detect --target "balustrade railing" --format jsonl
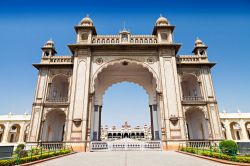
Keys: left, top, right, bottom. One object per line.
{"left": 177, "top": 55, "right": 208, "bottom": 63}
{"left": 92, "top": 35, "right": 120, "bottom": 44}
{"left": 90, "top": 138, "right": 162, "bottom": 151}
{"left": 49, "top": 56, "right": 73, "bottom": 63}
{"left": 182, "top": 96, "right": 204, "bottom": 101}
{"left": 130, "top": 35, "right": 157, "bottom": 44}
{"left": 47, "top": 97, "right": 68, "bottom": 103}
{"left": 91, "top": 35, "right": 158, "bottom": 44}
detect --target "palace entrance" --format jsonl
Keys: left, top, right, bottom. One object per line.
{"left": 28, "top": 15, "right": 223, "bottom": 152}
{"left": 89, "top": 61, "right": 162, "bottom": 151}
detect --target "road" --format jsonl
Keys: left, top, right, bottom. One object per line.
{"left": 36, "top": 151, "right": 228, "bottom": 166}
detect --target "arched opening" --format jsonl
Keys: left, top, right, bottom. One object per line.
{"left": 221, "top": 123, "right": 227, "bottom": 139}
{"left": 185, "top": 108, "right": 209, "bottom": 140}
{"left": 8, "top": 124, "right": 21, "bottom": 143}
{"left": 23, "top": 124, "right": 30, "bottom": 142}
{"left": 0, "top": 124, "right": 5, "bottom": 142}
{"left": 91, "top": 60, "right": 160, "bottom": 141}
{"left": 181, "top": 74, "right": 202, "bottom": 101}
{"left": 245, "top": 122, "right": 250, "bottom": 140}
{"left": 47, "top": 75, "right": 69, "bottom": 102}
{"left": 108, "top": 133, "right": 112, "bottom": 139}
{"left": 124, "top": 133, "right": 129, "bottom": 138}
{"left": 117, "top": 133, "right": 122, "bottom": 139}
{"left": 230, "top": 122, "right": 241, "bottom": 140}
{"left": 41, "top": 110, "right": 66, "bottom": 142}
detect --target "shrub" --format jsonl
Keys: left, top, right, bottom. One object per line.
{"left": 219, "top": 140, "right": 238, "bottom": 155}
{"left": 18, "top": 150, "right": 28, "bottom": 158}
{"left": 236, "top": 156, "right": 250, "bottom": 163}
{"left": 0, "top": 159, "right": 16, "bottom": 166}
{"left": 31, "top": 148, "right": 40, "bottom": 155}
{"left": 0, "top": 148, "right": 71, "bottom": 165}
{"left": 16, "top": 144, "right": 25, "bottom": 150}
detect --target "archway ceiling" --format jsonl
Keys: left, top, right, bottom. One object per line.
{"left": 95, "top": 62, "right": 155, "bottom": 96}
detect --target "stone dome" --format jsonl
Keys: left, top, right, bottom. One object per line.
{"left": 156, "top": 15, "right": 169, "bottom": 25}
{"left": 44, "top": 39, "right": 55, "bottom": 48}
{"left": 195, "top": 38, "right": 204, "bottom": 46}
{"left": 80, "top": 15, "right": 93, "bottom": 26}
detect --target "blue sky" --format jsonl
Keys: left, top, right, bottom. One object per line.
{"left": 0, "top": 0, "right": 250, "bottom": 126}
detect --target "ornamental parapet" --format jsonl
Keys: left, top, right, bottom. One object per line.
{"left": 91, "top": 35, "right": 158, "bottom": 44}
{"left": 41, "top": 55, "right": 73, "bottom": 64}
{"left": 176, "top": 55, "right": 215, "bottom": 67}
{"left": 176, "top": 55, "right": 208, "bottom": 63}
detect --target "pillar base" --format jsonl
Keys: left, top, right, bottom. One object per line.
{"left": 65, "top": 142, "right": 89, "bottom": 152}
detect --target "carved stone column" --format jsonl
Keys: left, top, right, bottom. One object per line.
{"left": 239, "top": 120, "right": 248, "bottom": 140}
{"left": 92, "top": 105, "right": 99, "bottom": 141}
{"left": 158, "top": 92, "right": 166, "bottom": 140}
{"left": 153, "top": 104, "right": 160, "bottom": 140}
{"left": 149, "top": 105, "right": 154, "bottom": 140}
{"left": 98, "top": 106, "right": 102, "bottom": 141}
{"left": 224, "top": 120, "right": 232, "bottom": 140}
{"left": 2, "top": 122, "right": 10, "bottom": 143}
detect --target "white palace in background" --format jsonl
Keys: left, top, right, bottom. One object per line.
{"left": 1, "top": 15, "right": 250, "bottom": 151}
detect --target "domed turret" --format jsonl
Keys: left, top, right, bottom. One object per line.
{"left": 195, "top": 38, "right": 205, "bottom": 47}
{"left": 153, "top": 14, "right": 174, "bottom": 44}
{"left": 155, "top": 15, "right": 169, "bottom": 26}
{"left": 193, "top": 37, "right": 208, "bottom": 56}
{"left": 42, "top": 39, "right": 57, "bottom": 56}
{"left": 74, "top": 15, "right": 96, "bottom": 44}
{"left": 43, "top": 39, "right": 55, "bottom": 48}
{"left": 80, "top": 15, "right": 94, "bottom": 26}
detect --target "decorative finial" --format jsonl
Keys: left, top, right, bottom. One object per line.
{"left": 123, "top": 21, "right": 126, "bottom": 31}
{"left": 160, "top": 14, "right": 162, "bottom": 17}
{"left": 86, "top": 14, "right": 89, "bottom": 17}
{"left": 237, "top": 105, "right": 241, "bottom": 113}
{"left": 222, "top": 104, "right": 226, "bottom": 113}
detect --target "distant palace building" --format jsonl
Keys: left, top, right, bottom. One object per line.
{"left": 101, "top": 122, "right": 152, "bottom": 140}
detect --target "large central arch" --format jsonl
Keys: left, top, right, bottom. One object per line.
{"left": 90, "top": 59, "right": 162, "bottom": 141}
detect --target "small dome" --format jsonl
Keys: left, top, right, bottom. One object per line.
{"left": 80, "top": 15, "right": 93, "bottom": 26}
{"left": 195, "top": 38, "right": 204, "bottom": 46}
{"left": 44, "top": 39, "right": 55, "bottom": 48}
{"left": 156, "top": 15, "right": 169, "bottom": 25}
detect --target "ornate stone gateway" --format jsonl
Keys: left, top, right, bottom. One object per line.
{"left": 28, "top": 15, "right": 223, "bottom": 151}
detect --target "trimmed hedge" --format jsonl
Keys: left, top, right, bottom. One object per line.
{"left": 181, "top": 147, "right": 250, "bottom": 163}
{"left": 0, "top": 160, "right": 15, "bottom": 166}
{"left": 0, "top": 149, "right": 71, "bottom": 166}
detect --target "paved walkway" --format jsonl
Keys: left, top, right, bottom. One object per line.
{"left": 36, "top": 151, "right": 228, "bottom": 166}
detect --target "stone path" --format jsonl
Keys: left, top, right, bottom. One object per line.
{"left": 35, "top": 151, "right": 229, "bottom": 166}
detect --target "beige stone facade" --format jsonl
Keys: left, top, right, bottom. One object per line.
{"left": 24, "top": 15, "right": 224, "bottom": 151}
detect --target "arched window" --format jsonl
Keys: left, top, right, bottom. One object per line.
{"left": 181, "top": 74, "right": 202, "bottom": 101}
{"left": 41, "top": 110, "right": 66, "bottom": 142}
{"left": 245, "top": 122, "right": 250, "bottom": 139}
{"left": 185, "top": 108, "right": 209, "bottom": 140}
{"left": 8, "top": 124, "right": 21, "bottom": 143}
{"left": 48, "top": 75, "right": 69, "bottom": 102}
{"left": 230, "top": 122, "right": 241, "bottom": 140}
